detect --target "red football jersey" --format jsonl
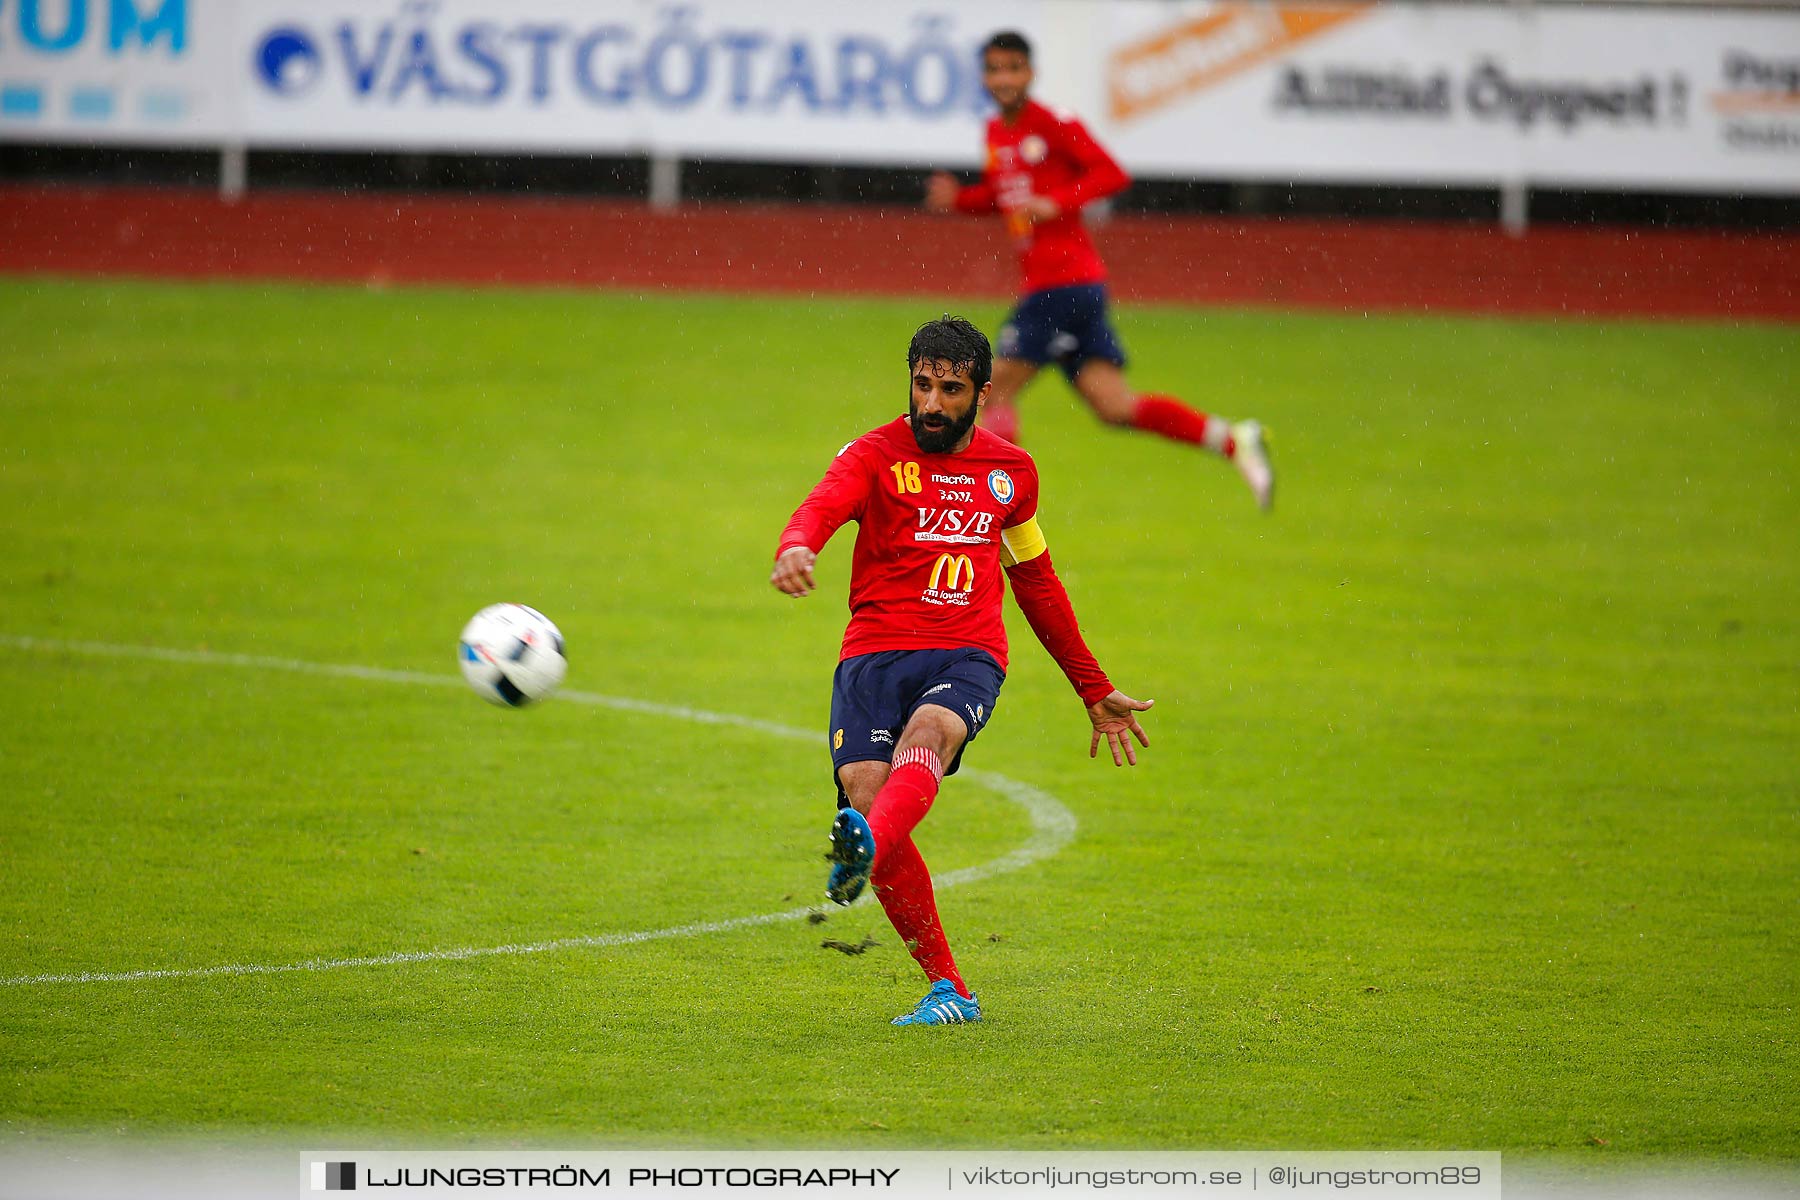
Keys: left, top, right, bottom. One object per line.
{"left": 778, "top": 418, "right": 1038, "bottom": 671}
{"left": 955, "top": 98, "right": 1132, "bottom": 294}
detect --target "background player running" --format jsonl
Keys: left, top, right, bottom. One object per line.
{"left": 771, "top": 316, "right": 1153, "bottom": 1028}
{"left": 926, "top": 30, "right": 1275, "bottom": 511}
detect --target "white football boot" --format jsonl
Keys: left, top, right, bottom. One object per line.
{"left": 1231, "top": 420, "right": 1275, "bottom": 512}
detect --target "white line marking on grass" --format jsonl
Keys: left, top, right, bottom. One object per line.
{"left": 0, "top": 635, "right": 1077, "bottom": 988}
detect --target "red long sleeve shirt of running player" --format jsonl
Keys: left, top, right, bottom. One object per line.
{"left": 953, "top": 98, "right": 1131, "bottom": 294}
{"left": 777, "top": 417, "right": 1113, "bottom": 706}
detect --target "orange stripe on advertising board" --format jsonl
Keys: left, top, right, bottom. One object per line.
{"left": 1109, "top": 2, "right": 1375, "bottom": 124}
{"left": 1710, "top": 91, "right": 1800, "bottom": 115}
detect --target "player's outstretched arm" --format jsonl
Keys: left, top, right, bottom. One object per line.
{"left": 1087, "top": 690, "right": 1154, "bottom": 767}
{"left": 774, "top": 438, "right": 875, "bottom": 597}
{"left": 770, "top": 545, "right": 818, "bottom": 598}
{"left": 927, "top": 170, "right": 997, "bottom": 216}
{"left": 925, "top": 172, "right": 961, "bottom": 213}
{"left": 1005, "top": 538, "right": 1153, "bottom": 765}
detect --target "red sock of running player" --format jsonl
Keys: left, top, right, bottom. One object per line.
{"left": 866, "top": 746, "right": 943, "bottom": 853}
{"left": 872, "top": 833, "right": 969, "bottom": 998}
{"left": 982, "top": 401, "right": 1021, "bottom": 445}
{"left": 1132, "top": 394, "right": 1236, "bottom": 456}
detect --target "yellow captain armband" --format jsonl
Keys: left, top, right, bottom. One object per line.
{"left": 1000, "top": 517, "right": 1048, "bottom": 567}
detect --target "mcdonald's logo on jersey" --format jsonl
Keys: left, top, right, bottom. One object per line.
{"left": 927, "top": 553, "right": 976, "bottom": 592}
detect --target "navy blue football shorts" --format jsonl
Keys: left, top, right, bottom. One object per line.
{"left": 828, "top": 647, "right": 1005, "bottom": 806}
{"left": 996, "top": 283, "right": 1128, "bottom": 383}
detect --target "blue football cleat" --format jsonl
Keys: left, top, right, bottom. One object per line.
{"left": 825, "top": 806, "right": 875, "bottom": 906}
{"left": 892, "top": 979, "right": 982, "bottom": 1026}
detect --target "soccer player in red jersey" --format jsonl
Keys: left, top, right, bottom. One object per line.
{"left": 926, "top": 30, "right": 1275, "bottom": 510}
{"left": 771, "top": 316, "right": 1154, "bottom": 1027}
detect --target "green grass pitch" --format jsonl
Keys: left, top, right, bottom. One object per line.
{"left": 0, "top": 277, "right": 1795, "bottom": 1156}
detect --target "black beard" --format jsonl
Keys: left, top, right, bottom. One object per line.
{"left": 909, "top": 400, "right": 979, "bottom": 454}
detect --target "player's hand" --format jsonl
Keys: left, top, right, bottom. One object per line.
{"left": 770, "top": 546, "right": 818, "bottom": 598}
{"left": 1023, "top": 194, "right": 1062, "bottom": 223}
{"left": 1086, "top": 690, "right": 1154, "bottom": 766}
{"left": 925, "top": 172, "right": 960, "bottom": 213}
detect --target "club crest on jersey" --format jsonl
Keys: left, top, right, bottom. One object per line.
{"left": 987, "top": 469, "right": 1016, "bottom": 504}
{"left": 1020, "top": 135, "right": 1048, "bottom": 165}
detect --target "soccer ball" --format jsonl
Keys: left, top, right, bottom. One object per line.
{"left": 458, "top": 604, "right": 567, "bottom": 707}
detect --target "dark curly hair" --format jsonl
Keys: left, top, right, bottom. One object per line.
{"left": 907, "top": 315, "right": 992, "bottom": 391}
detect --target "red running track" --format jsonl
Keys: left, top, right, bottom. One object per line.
{"left": 1, "top": 183, "right": 1794, "bottom": 321}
